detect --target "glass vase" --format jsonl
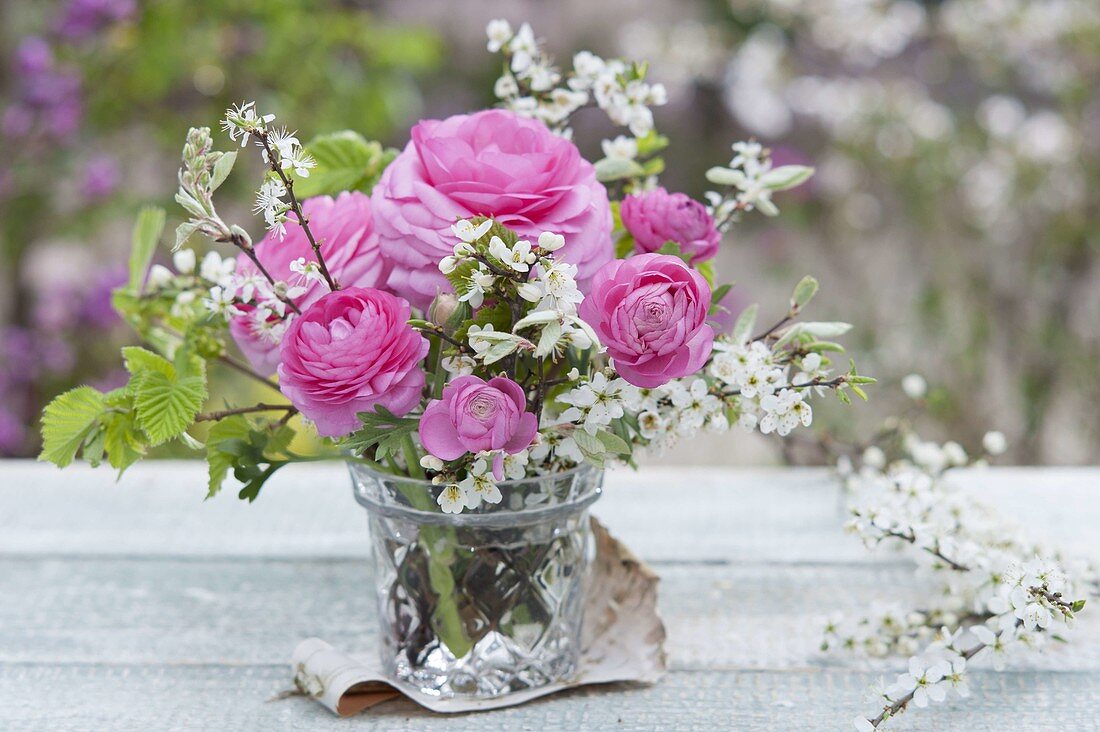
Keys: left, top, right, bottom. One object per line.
{"left": 348, "top": 462, "right": 603, "bottom": 700}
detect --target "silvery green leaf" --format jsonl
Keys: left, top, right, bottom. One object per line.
{"left": 705, "top": 166, "right": 743, "bottom": 187}
{"left": 596, "top": 430, "right": 631, "bottom": 456}
{"left": 760, "top": 165, "right": 814, "bottom": 191}
{"left": 755, "top": 195, "right": 779, "bottom": 217}
{"left": 571, "top": 429, "right": 605, "bottom": 458}
{"left": 174, "top": 221, "right": 200, "bottom": 252}
{"left": 732, "top": 303, "right": 758, "bottom": 345}
{"left": 790, "top": 275, "right": 819, "bottom": 310}
{"left": 174, "top": 190, "right": 209, "bottom": 219}
{"left": 514, "top": 310, "right": 560, "bottom": 331}
{"left": 799, "top": 321, "right": 852, "bottom": 338}
{"left": 536, "top": 320, "right": 563, "bottom": 358}
{"left": 594, "top": 157, "right": 646, "bottom": 182}
{"left": 209, "top": 150, "right": 237, "bottom": 192}
{"left": 482, "top": 340, "right": 520, "bottom": 365}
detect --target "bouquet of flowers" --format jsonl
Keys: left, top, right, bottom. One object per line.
{"left": 38, "top": 19, "right": 872, "bottom": 699}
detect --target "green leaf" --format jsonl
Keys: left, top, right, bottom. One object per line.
{"left": 342, "top": 406, "right": 421, "bottom": 461}
{"left": 131, "top": 361, "right": 207, "bottom": 446}
{"left": 761, "top": 165, "right": 814, "bottom": 191}
{"left": 696, "top": 259, "right": 715, "bottom": 287}
{"left": 101, "top": 409, "right": 146, "bottom": 476}
{"left": 128, "top": 207, "right": 166, "bottom": 291}
{"left": 39, "top": 386, "right": 107, "bottom": 468}
{"left": 295, "top": 131, "right": 395, "bottom": 197}
{"left": 122, "top": 346, "right": 175, "bottom": 379}
{"left": 790, "top": 275, "right": 819, "bottom": 310}
{"left": 654, "top": 240, "right": 692, "bottom": 265}
{"left": 596, "top": 430, "right": 631, "bottom": 456}
{"left": 571, "top": 429, "right": 605, "bottom": 460}
{"left": 635, "top": 131, "right": 669, "bottom": 156}
{"left": 594, "top": 157, "right": 646, "bottom": 182}
{"left": 443, "top": 259, "right": 478, "bottom": 299}
{"left": 209, "top": 151, "right": 237, "bottom": 192}
{"left": 732, "top": 304, "right": 758, "bottom": 344}
{"left": 1072, "top": 599, "right": 1087, "bottom": 613}
{"left": 205, "top": 415, "right": 252, "bottom": 498}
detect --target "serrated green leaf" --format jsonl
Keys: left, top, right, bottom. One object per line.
{"left": 83, "top": 427, "right": 106, "bottom": 467}
{"left": 39, "top": 386, "right": 107, "bottom": 468}
{"left": 295, "top": 131, "right": 395, "bottom": 197}
{"left": 101, "top": 409, "right": 146, "bottom": 476}
{"left": 129, "top": 207, "right": 166, "bottom": 291}
{"left": 132, "top": 368, "right": 207, "bottom": 446}
{"left": 122, "top": 346, "right": 175, "bottom": 379}
{"left": 341, "top": 406, "right": 420, "bottom": 462}
{"left": 732, "top": 304, "right": 758, "bottom": 344}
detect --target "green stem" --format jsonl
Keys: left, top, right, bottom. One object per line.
{"left": 402, "top": 435, "right": 426, "bottom": 480}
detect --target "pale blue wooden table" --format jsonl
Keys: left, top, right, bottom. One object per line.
{"left": 1, "top": 462, "right": 1097, "bottom": 730}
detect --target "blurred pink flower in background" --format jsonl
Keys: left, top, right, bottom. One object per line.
{"left": 371, "top": 109, "right": 613, "bottom": 309}
{"left": 230, "top": 191, "right": 391, "bottom": 374}
{"left": 277, "top": 287, "right": 428, "bottom": 438}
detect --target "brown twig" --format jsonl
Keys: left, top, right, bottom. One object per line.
{"left": 196, "top": 403, "right": 295, "bottom": 422}
{"left": 253, "top": 131, "right": 339, "bottom": 291}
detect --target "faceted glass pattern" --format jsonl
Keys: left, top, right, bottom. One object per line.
{"left": 349, "top": 463, "right": 603, "bottom": 699}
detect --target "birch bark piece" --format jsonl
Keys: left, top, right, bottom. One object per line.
{"left": 289, "top": 517, "right": 668, "bottom": 715}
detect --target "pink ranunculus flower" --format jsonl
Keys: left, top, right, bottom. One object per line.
{"left": 277, "top": 287, "right": 428, "bottom": 438}
{"left": 419, "top": 375, "right": 537, "bottom": 477}
{"left": 579, "top": 253, "right": 714, "bottom": 388}
{"left": 620, "top": 187, "right": 722, "bottom": 263}
{"left": 230, "top": 191, "right": 391, "bottom": 375}
{"left": 371, "top": 109, "right": 613, "bottom": 309}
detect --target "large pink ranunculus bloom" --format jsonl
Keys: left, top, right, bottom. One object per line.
{"left": 579, "top": 253, "right": 714, "bottom": 388}
{"left": 371, "top": 109, "right": 613, "bottom": 309}
{"left": 277, "top": 287, "right": 428, "bottom": 438}
{"left": 620, "top": 187, "right": 721, "bottom": 263}
{"left": 419, "top": 375, "right": 537, "bottom": 474}
{"left": 230, "top": 191, "right": 390, "bottom": 375}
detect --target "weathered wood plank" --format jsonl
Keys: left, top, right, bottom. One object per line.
{"left": 2, "top": 462, "right": 1097, "bottom": 562}
{"left": 2, "top": 557, "right": 1098, "bottom": 672}
{"left": 2, "top": 663, "right": 1099, "bottom": 732}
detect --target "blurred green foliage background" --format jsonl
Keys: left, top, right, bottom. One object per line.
{"left": 2, "top": 0, "right": 1097, "bottom": 463}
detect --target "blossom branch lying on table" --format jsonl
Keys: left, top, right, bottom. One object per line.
{"left": 821, "top": 410, "right": 1095, "bottom": 730}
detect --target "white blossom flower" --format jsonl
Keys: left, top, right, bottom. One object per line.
{"left": 902, "top": 373, "right": 928, "bottom": 399}
{"left": 441, "top": 354, "right": 476, "bottom": 376}
{"left": 461, "top": 469, "right": 503, "bottom": 509}
{"left": 533, "top": 260, "right": 583, "bottom": 313}
{"left": 537, "top": 231, "right": 566, "bottom": 251}
{"left": 758, "top": 388, "right": 812, "bottom": 436}
{"left": 147, "top": 264, "right": 174, "bottom": 289}
{"left": 199, "top": 251, "right": 236, "bottom": 286}
{"left": 982, "top": 430, "right": 1007, "bottom": 455}
{"left": 503, "top": 449, "right": 529, "bottom": 480}
{"left": 508, "top": 23, "right": 538, "bottom": 74}
{"left": 451, "top": 218, "right": 493, "bottom": 244}
{"left": 488, "top": 236, "right": 534, "bottom": 272}
{"left": 601, "top": 135, "right": 638, "bottom": 161}
{"left": 486, "top": 19, "right": 512, "bottom": 53}
{"left": 437, "top": 483, "right": 467, "bottom": 514}
{"left": 558, "top": 372, "right": 627, "bottom": 434}
{"left": 173, "top": 248, "right": 196, "bottom": 274}
{"left": 420, "top": 455, "right": 444, "bottom": 472}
